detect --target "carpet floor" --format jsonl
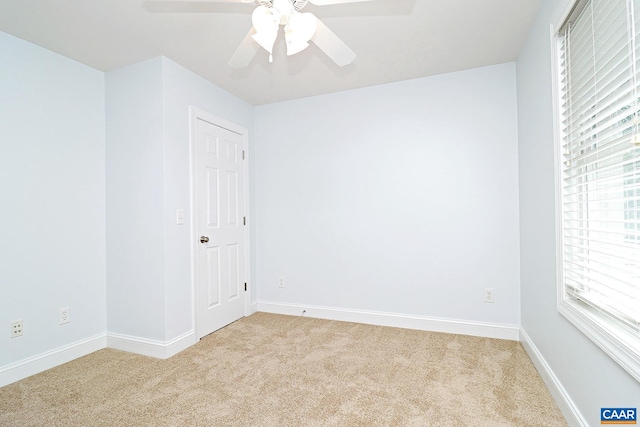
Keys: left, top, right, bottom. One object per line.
{"left": 0, "top": 312, "right": 567, "bottom": 426}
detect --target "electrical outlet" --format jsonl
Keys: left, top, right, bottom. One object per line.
{"left": 278, "top": 276, "right": 285, "bottom": 288}
{"left": 484, "top": 288, "right": 495, "bottom": 303}
{"left": 10, "top": 320, "right": 23, "bottom": 338}
{"left": 59, "top": 307, "right": 70, "bottom": 324}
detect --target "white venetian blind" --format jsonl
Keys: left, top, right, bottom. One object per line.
{"left": 560, "top": 0, "right": 640, "bottom": 333}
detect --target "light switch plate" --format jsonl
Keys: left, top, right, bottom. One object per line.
{"left": 176, "top": 209, "right": 185, "bottom": 225}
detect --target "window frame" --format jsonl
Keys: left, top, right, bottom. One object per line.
{"left": 551, "top": 0, "right": 640, "bottom": 383}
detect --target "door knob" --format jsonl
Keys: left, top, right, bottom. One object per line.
{"left": 200, "top": 236, "right": 209, "bottom": 243}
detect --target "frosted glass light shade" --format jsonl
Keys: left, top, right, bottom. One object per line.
{"left": 251, "top": 6, "right": 280, "bottom": 54}
{"left": 285, "top": 12, "right": 317, "bottom": 56}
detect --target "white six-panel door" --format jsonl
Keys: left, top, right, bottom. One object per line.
{"left": 195, "top": 116, "right": 245, "bottom": 338}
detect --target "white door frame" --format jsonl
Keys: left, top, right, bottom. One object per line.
{"left": 189, "top": 106, "right": 251, "bottom": 339}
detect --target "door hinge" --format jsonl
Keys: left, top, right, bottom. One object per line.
{"left": 244, "top": 283, "right": 247, "bottom": 292}
{"left": 243, "top": 216, "right": 246, "bottom": 225}
{"left": 242, "top": 150, "right": 245, "bottom": 160}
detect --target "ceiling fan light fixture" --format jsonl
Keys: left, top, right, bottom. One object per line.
{"left": 224, "top": 0, "right": 361, "bottom": 67}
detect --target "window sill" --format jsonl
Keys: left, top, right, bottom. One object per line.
{"left": 558, "top": 297, "right": 640, "bottom": 383}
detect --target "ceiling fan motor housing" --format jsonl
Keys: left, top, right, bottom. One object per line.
{"left": 257, "top": 0, "right": 309, "bottom": 12}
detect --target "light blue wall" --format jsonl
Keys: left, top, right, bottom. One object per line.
{"left": 0, "top": 31, "right": 106, "bottom": 365}
{"left": 516, "top": 0, "right": 640, "bottom": 424}
{"left": 254, "top": 63, "right": 521, "bottom": 327}
{"left": 105, "top": 58, "right": 167, "bottom": 340}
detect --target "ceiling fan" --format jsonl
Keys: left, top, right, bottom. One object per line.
{"left": 176, "top": 0, "right": 375, "bottom": 68}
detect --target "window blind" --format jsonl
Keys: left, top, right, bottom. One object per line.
{"left": 560, "top": 0, "right": 640, "bottom": 335}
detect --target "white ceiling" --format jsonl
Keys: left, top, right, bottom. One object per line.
{"left": 0, "top": 0, "right": 542, "bottom": 105}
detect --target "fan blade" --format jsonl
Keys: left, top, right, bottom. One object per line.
{"left": 229, "top": 28, "right": 260, "bottom": 68}
{"left": 311, "top": 17, "right": 356, "bottom": 66}
{"left": 142, "top": 0, "right": 254, "bottom": 13}
{"left": 309, "top": 0, "right": 374, "bottom": 5}
{"left": 166, "top": 0, "right": 254, "bottom": 2}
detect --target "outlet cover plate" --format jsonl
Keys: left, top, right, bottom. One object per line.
{"left": 10, "top": 320, "right": 23, "bottom": 338}
{"left": 484, "top": 288, "right": 495, "bottom": 303}
{"left": 59, "top": 307, "right": 70, "bottom": 324}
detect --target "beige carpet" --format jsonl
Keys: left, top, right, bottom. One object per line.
{"left": 0, "top": 312, "right": 566, "bottom": 426}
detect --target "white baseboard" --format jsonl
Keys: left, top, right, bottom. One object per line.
{"left": 0, "top": 330, "right": 199, "bottom": 387}
{"left": 520, "top": 328, "right": 587, "bottom": 427}
{"left": 256, "top": 301, "right": 520, "bottom": 341}
{"left": 106, "top": 330, "right": 197, "bottom": 359}
{"left": 0, "top": 334, "right": 106, "bottom": 388}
